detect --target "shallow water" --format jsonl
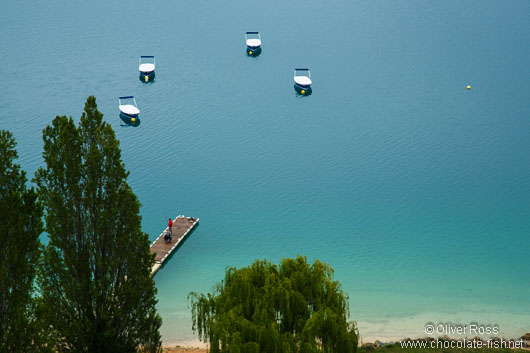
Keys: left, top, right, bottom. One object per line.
{"left": 1, "top": 0, "right": 529, "bottom": 343}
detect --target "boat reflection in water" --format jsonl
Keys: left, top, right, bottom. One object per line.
{"left": 119, "top": 112, "right": 141, "bottom": 127}
{"left": 139, "top": 71, "right": 155, "bottom": 83}
{"left": 294, "top": 84, "right": 312, "bottom": 96}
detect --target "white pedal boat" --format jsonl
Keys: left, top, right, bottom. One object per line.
{"left": 245, "top": 32, "right": 262, "bottom": 55}
{"left": 294, "top": 68, "right": 312, "bottom": 88}
{"left": 118, "top": 96, "right": 140, "bottom": 117}
{"left": 139, "top": 56, "right": 156, "bottom": 74}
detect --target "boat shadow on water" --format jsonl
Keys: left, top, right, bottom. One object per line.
{"left": 294, "top": 84, "right": 312, "bottom": 96}
{"left": 246, "top": 47, "right": 262, "bottom": 57}
{"left": 139, "top": 71, "right": 155, "bottom": 83}
{"left": 119, "top": 113, "right": 141, "bottom": 127}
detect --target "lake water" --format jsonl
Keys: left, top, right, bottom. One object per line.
{"left": 1, "top": 0, "right": 529, "bottom": 345}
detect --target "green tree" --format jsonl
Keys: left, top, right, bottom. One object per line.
{"left": 35, "top": 96, "right": 161, "bottom": 353}
{"left": 189, "top": 256, "right": 358, "bottom": 353}
{"left": 0, "top": 130, "right": 44, "bottom": 353}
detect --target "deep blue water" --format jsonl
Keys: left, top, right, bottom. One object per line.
{"left": 1, "top": 0, "right": 529, "bottom": 344}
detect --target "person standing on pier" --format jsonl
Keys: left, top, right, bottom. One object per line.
{"left": 167, "top": 218, "right": 173, "bottom": 242}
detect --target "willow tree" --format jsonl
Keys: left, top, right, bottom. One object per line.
{"left": 35, "top": 96, "right": 161, "bottom": 353}
{"left": 0, "top": 130, "right": 44, "bottom": 353}
{"left": 189, "top": 256, "right": 358, "bottom": 353}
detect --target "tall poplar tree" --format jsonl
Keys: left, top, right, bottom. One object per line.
{"left": 35, "top": 96, "right": 161, "bottom": 353}
{"left": 189, "top": 256, "right": 358, "bottom": 353}
{"left": 0, "top": 130, "right": 44, "bottom": 353}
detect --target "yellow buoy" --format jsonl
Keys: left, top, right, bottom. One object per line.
{"left": 301, "top": 90, "right": 305, "bottom": 94}
{"left": 467, "top": 85, "right": 471, "bottom": 90}
{"left": 249, "top": 51, "right": 252, "bottom": 55}
{"left": 131, "top": 118, "right": 136, "bottom": 123}
{"left": 145, "top": 75, "right": 149, "bottom": 82}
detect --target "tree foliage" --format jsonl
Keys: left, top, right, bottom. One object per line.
{"left": 189, "top": 256, "right": 358, "bottom": 353}
{"left": 0, "top": 130, "right": 44, "bottom": 353}
{"left": 35, "top": 96, "right": 161, "bottom": 353}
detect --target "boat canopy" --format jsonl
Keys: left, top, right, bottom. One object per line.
{"left": 294, "top": 68, "right": 312, "bottom": 85}
{"left": 139, "top": 56, "right": 156, "bottom": 73}
{"left": 118, "top": 96, "right": 140, "bottom": 115}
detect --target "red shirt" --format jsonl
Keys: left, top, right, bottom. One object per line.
{"left": 168, "top": 219, "right": 173, "bottom": 228}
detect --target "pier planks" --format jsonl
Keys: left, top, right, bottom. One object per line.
{"left": 150, "top": 215, "right": 199, "bottom": 276}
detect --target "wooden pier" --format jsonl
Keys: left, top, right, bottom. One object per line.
{"left": 150, "top": 215, "right": 199, "bottom": 276}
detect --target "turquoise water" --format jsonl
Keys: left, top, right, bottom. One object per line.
{"left": 1, "top": 0, "right": 529, "bottom": 344}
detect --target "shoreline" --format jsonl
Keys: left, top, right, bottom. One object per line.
{"left": 162, "top": 334, "right": 530, "bottom": 352}
{"left": 163, "top": 348, "right": 207, "bottom": 353}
